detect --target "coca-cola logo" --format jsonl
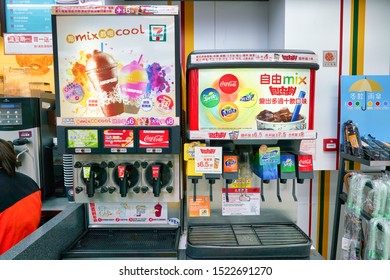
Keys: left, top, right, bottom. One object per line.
{"left": 143, "top": 135, "right": 164, "bottom": 143}
{"left": 299, "top": 159, "right": 312, "bottom": 166}
{"left": 139, "top": 130, "right": 169, "bottom": 148}
{"left": 298, "top": 156, "right": 313, "bottom": 172}
{"left": 219, "top": 74, "right": 239, "bottom": 94}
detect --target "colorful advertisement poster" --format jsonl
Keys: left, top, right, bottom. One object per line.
{"left": 54, "top": 14, "right": 177, "bottom": 126}
{"left": 103, "top": 129, "right": 134, "bottom": 148}
{"left": 67, "top": 129, "right": 99, "bottom": 148}
{"left": 340, "top": 75, "right": 390, "bottom": 143}
{"left": 222, "top": 188, "right": 260, "bottom": 216}
{"left": 198, "top": 68, "right": 312, "bottom": 130}
{"left": 88, "top": 202, "right": 168, "bottom": 225}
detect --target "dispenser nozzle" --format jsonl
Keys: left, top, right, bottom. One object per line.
{"left": 118, "top": 165, "right": 128, "bottom": 197}
{"left": 152, "top": 164, "right": 162, "bottom": 197}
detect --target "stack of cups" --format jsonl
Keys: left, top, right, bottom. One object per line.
{"left": 63, "top": 154, "right": 74, "bottom": 202}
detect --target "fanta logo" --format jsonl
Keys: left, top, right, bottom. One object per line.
{"left": 200, "top": 148, "right": 216, "bottom": 154}
{"left": 219, "top": 103, "right": 239, "bottom": 122}
{"left": 219, "top": 74, "right": 239, "bottom": 94}
{"left": 221, "top": 107, "right": 237, "bottom": 117}
{"left": 225, "top": 159, "right": 237, "bottom": 167}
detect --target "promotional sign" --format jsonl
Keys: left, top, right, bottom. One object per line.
{"left": 139, "top": 129, "right": 169, "bottom": 148}
{"left": 194, "top": 146, "right": 223, "bottom": 174}
{"left": 222, "top": 188, "right": 260, "bottom": 216}
{"left": 88, "top": 202, "right": 168, "bottom": 225}
{"left": 188, "top": 196, "right": 210, "bottom": 217}
{"left": 103, "top": 129, "right": 134, "bottom": 148}
{"left": 340, "top": 75, "right": 390, "bottom": 143}
{"left": 3, "top": 33, "right": 53, "bottom": 55}
{"left": 198, "top": 68, "right": 312, "bottom": 131}
{"left": 54, "top": 9, "right": 178, "bottom": 126}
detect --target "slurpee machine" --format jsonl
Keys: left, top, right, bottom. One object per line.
{"left": 52, "top": 5, "right": 182, "bottom": 259}
{"left": 185, "top": 50, "right": 319, "bottom": 259}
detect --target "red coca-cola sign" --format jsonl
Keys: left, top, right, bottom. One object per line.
{"left": 298, "top": 155, "right": 313, "bottom": 172}
{"left": 219, "top": 74, "right": 239, "bottom": 94}
{"left": 139, "top": 130, "right": 169, "bottom": 148}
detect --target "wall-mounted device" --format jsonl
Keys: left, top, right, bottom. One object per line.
{"left": 0, "top": 97, "right": 56, "bottom": 199}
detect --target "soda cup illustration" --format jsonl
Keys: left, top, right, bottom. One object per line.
{"left": 214, "top": 158, "right": 220, "bottom": 169}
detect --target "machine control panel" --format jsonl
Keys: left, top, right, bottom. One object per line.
{"left": 0, "top": 102, "right": 23, "bottom": 125}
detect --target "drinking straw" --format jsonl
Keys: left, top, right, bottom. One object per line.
{"left": 291, "top": 90, "right": 306, "bottom": 122}
{"left": 138, "top": 54, "right": 143, "bottom": 65}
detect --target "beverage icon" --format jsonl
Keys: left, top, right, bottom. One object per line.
{"left": 119, "top": 59, "right": 148, "bottom": 114}
{"left": 213, "top": 158, "right": 220, "bottom": 169}
{"left": 86, "top": 50, "right": 124, "bottom": 117}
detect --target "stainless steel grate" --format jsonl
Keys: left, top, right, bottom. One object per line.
{"left": 187, "top": 223, "right": 312, "bottom": 259}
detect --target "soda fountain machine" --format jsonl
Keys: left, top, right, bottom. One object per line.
{"left": 50, "top": 5, "right": 183, "bottom": 259}
{"left": 185, "top": 50, "right": 318, "bottom": 259}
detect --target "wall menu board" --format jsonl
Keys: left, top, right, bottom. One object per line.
{"left": 4, "top": 0, "right": 56, "bottom": 33}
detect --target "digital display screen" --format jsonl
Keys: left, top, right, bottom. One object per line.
{"left": 5, "top": 1, "right": 55, "bottom": 33}
{"left": 0, "top": 103, "right": 23, "bottom": 125}
{"left": 139, "top": 129, "right": 169, "bottom": 148}
{"left": 103, "top": 129, "right": 134, "bottom": 148}
{"left": 67, "top": 129, "right": 99, "bottom": 148}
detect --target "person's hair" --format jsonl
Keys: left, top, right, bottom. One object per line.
{"left": 0, "top": 139, "right": 17, "bottom": 176}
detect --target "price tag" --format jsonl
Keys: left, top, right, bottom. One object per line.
{"left": 194, "top": 146, "right": 222, "bottom": 174}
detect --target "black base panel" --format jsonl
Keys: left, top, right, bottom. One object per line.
{"left": 61, "top": 227, "right": 180, "bottom": 259}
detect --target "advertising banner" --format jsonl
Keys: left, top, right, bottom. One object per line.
{"left": 88, "top": 202, "right": 168, "bottom": 225}
{"left": 54, "top": 12, "right": 177, "bottom": 126}
{"left": 197, "top": 68, "right": 312, "bottom": 131}
{"left": 340, "top": 75, "right": 390, "bottom": 143}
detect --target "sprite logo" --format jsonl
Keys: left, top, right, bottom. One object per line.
{"left": 200, "top": 88, "right": 220, "bottom": 108}
{"left": 149, "top": 25, "right": 166, "bottom": 42}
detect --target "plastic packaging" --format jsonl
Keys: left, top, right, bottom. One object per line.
{"left": 365, "top": 218, "right": 390, "bottom": 260}
{"left": 342, "top": 173, "right": 374, "bottom": 259}
{"left": 342, "top": 120, "right": 364, "bottom": 157}
{"left": 363, "top": 179, "right": 388, "bottom": 218}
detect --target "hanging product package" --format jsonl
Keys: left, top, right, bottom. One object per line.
{"left": 342, "top": 120, "right": 364, "bottom": 158}
{"left": 365, "top": 218, "right": 390, "bottom": 260}
{"left": 341, "top": 173, "right": 371, "bottom": 260}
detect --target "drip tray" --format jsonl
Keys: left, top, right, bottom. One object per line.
{"left": 61, "top": 227, "right": 180, "bottom": 259}
{"left": 187, "top": 223, "right": 312, "bottom": 259}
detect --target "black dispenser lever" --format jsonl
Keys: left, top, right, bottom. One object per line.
{"left": 204, "top": 174, "right": 220, "bottom": 202}
{"left": 118, "top": 165, "right": 128, "bottom": 197}
{"left": 86, "top": 168, "right": 95, "bottom": 198}
{"left": 152, "top": 164, "right": 162, "bottom": 197}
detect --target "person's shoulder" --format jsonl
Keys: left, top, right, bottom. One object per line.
{"left": 15, "top": 172, "right": 39, "bottom": 186}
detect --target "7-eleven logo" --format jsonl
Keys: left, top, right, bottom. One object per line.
{"left": 149, "top": 25, "right": 167, "bottom": 42}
